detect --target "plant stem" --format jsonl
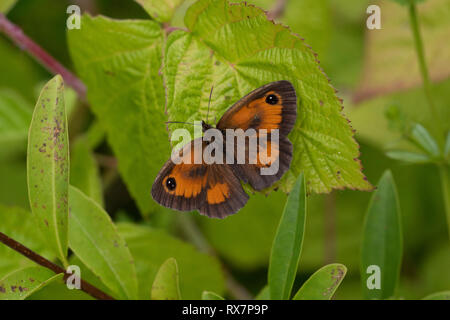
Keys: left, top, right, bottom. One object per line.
{"left": 0, "top": 13, "right": 86, "bottom": 100}
{"left": 407, "top": 3, "right": 443, "bottom": 144}
{"left": 267, "top": 0, "right": 288, "bottom": 20}
{"left": 324, "top": 192, "right": 336, "bottom": 264}
{"left": 439, "top": 165, "right": 450, "bottom": 239}
{"left": 0, "top": 231, "right": 114, "bottom": 300}
{"left": 409, "top": 3, "right": 449, "bottom": 238}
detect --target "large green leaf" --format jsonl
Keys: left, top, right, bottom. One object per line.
{"left": 0, "top": 205, "right": 55, "bottom": 278}
{"left": 0, "top": 90, "right": 32, "bottom": 149}
{"left": 268, "top": 173, "right": 306, "bottom": 300}
{"left": 151, "top": 258, "right": 181, "bottom": 300}
{"left": 67, "top": 15, "right": 169, "bottom": 215}
{"left": 135, "top": 0, "right": 185, "bottom": 22}
{"left": 68, "top": 186, "right": 138, "bottom": 300}
{"left": 27, "top": 75, "right": 69, "bottom": 265}
{"left": 293, "top": 263, "right": 347, "bottom": 300}
{"left": 117, "top": 223, "right": 225, "bottom": 299}
{"left": 0, "top": 0, "right": 17, "bottom": 13}
{"left": 361, "top": 170, "right": 402, "bottom": 299}
{"left": 70, "top": 138, "right": 104, "bottom": 207}
{"left": 0, "top": 267, "right": 63, "bottom": 300}
{"left": 164, "top": 0, "right": 372, "bottom": 194}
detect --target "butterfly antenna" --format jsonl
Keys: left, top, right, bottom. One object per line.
{"left": 206, "top": 85, "right": 214, "bottom": 124}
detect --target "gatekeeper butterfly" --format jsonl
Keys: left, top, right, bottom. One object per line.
{"left": 152, "top": 81, "right": 297, "bottom": 218}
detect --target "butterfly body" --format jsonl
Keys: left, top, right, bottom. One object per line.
{"left": 152, "top": 81, "right": 297, "bottom": 218}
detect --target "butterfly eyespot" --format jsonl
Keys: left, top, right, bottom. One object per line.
{"left": 265, "top": 94, "right": 279, "bottom": 105}
{"left": 166, "top": 177, "right": 176, "bottom": 191}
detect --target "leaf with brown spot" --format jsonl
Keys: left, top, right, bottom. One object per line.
{"left": 27, "top": 75, "right": 69, "bottom": 266}
{"left": 293, "top": 263, "right": 347, "bottom": 300}
{"left": 0, "top": 266, "right": 63, "bottom": 300}
{"left": 151, "top": 258, "right": 181, "bottom": 300}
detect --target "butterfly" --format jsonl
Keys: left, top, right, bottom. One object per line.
{"left": 151, "top": 80, "right": 297, "bottom": 218}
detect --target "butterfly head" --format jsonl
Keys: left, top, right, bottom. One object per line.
{"left": 201, "top": 120, "right": 213, "bottom": 132}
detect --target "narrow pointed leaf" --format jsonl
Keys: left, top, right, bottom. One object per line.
{"left": 361, "top": 170, "right": 402, "bottom": 300}
{"left": 27, "top": 75, "right": 69, "bottom": 265}
{"left": 151, "top": 258, "right": 181, "bottom": 300}
{"left": 386, "top": 150, "right": 431, "bottom": 164}
{"left": 269, "top": 173, "right": 306, "bottom": 300}
{"left": 202, "top": 291, "right": 225, "bottom": 300}
{"left": 444, "top": 131, "right": 450, "bottom": 157}
{"left": 0, "top": 267, "right": 63, "bottom": 300}
{"left": 422, "top": 291, "right": 450, "bottom": 300}
{"left": 293, "top": 264, "right": 347, "bottom": 300}
{"left": 410, "top": 124, "right": 440, "bottom": 157}
{"left": 255, "top": 285, "right": 270, "bottom": 300}
{"left": 68, "top": 186, "right": 138, "bottom": 300}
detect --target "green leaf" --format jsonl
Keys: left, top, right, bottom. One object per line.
{"left": 164, "top": 0, "right": 372, "bottom": 194}
{"left": 117, "top": 222, "right": 225, "bottom": 299}
{"left": 27, "top": 75, "right": 69, "bottom": 266}
{"left": 0, "top": 267, "right": 63, "bottom": 300}
{"left": 70, "top": 138, "right": 104, "bottom": 207}
{"left": 68, "top": 15, "right": 170, "bottom": 216}
{"left": 293, "top": 263, "right": 347, "bottom": 300}
{"left": 0, "top": 0, "right": 18, "bottom": 13}
{"left": 27, "top": 279, "right": 94, "bottom": 300}
{"left": 422, "top": 291, "right": 450, "bottom": 300}
{"left": 135, "top": 0, "right": 185, "bottom": 22}
{"left": 255, "top": 285, "right": 269, "bottom": 300}
{"left": 0, "top": 89, "right": 32, "bottom": 149}
{"left": 68, "top": 186, "right": 138, "bottom": 300}
{"left": 445, "top": 131, "right": 450, "bottom": 157}
{"left": 410, "top": 124, "right": 440, "bottom": 157}
{"left": 361, "top": 170, "right": 402, "bottom": 300}
{"left": 385, "top": 150, "right": 431, "bottom": 164}
{"left": 268, "top": 173, "right": 306, "bottom": 300}
{"left": 151, "top": 258, "right": 181, "bottom": 300}
{"left": 202, "top": 291, "right": 225, "bottom": 300}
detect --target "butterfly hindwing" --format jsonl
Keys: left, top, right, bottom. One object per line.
{"left": 151, "top": 138, "right": 249, "bottom": 218}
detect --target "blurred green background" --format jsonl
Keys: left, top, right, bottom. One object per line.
{"left": 0, "top": 0, "right": 449, "bottom": 299}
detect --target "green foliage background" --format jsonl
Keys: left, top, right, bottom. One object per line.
{"left": 0, "top": 0, "right": 449, "bottom": 299}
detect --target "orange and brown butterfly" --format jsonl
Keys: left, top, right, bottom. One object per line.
{"left": 151, "top": 80, "right": 297, "bottom": 218}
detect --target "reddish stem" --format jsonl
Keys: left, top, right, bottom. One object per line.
{"left": 0, "top": 231, "right": 114, "bottom": 300}
{"left": 0, "top": 13, "right": 86, "bottom": 99}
